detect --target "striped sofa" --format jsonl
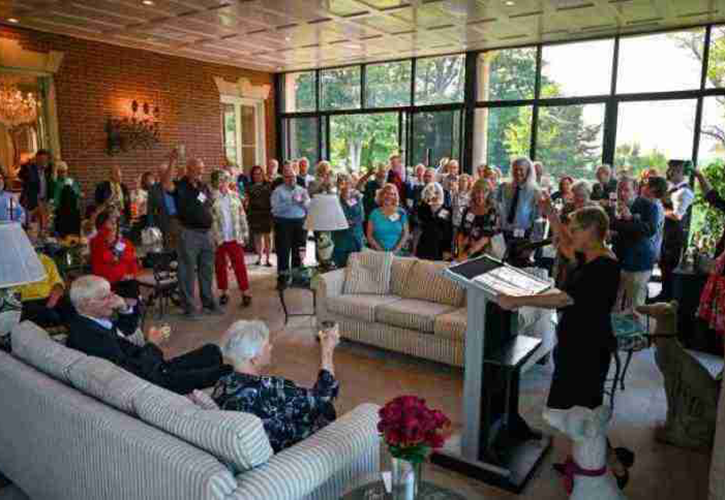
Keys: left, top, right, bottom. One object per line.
{"left": 0, "top": 321, "right": 380, "bottom": 500}
{"left": 315, "top": 254, "right": 555, "bottom": 370}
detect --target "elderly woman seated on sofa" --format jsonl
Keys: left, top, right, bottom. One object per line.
{"left": 212, "top": 320, "right": 340, "bottom": 453}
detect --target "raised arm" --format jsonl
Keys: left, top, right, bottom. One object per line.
{"left": 161, "top": 150, "right": 179, "bottom": 193}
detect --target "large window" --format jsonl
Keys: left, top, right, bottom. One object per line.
{"left": 414, "top": 55, "right": 465, "bottom": 105}
{"left": 536, "top": 103, "right": 605, "bottom": 180}
{"left": 540, "top": 40, "right": 614, "bottom": 98}
{"left": 285, "top": 117, "right": 319, "bottom": 164}
{"left": 614, "top": 100, "right": 697, "bottom": 176}
{"left": 475, "top": 107, "right": 532, "bottom": 171}
{"left": 283, "top": 71, "right": 316, "bottom": 113}
{"left": 479, "top": 48, "right": 537, "bottom": 101}
{"left": 697, "top": 96, "right": 724, "bottom": 166}
{"left": 320, "top": 66, "right": 361, "bottom": 110}
{"left": 617, "top": 30, "right": 705, "bottom": 94}
{"left": 707, "top": 26, "right": 725, "bottom": 88}
{"left": 329, "top": 113, "right": 399, "bottom": 171}
{"left": 222, "top": 97, "right": 265, "bottom": 169}
{"left": 365, "top": 60, "right": 412, "bottom": 108}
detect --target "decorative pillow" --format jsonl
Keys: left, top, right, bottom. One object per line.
{"left": 134, "top": 385, "right": 273, "bottom": 472}
{"left": 390, "top": 256, "right": 417, "bottom": 297}
{"left": 67, "top": 356, "right": 152, "bottom": 415}
{"left": 187, "top": 389, "right": 220, "bottom": 410}
{"left": 11, "top": 321, "right": 87, "bottom": 383}
{"left": 343, "top": 251, "right": 393, "bottom": 296}
{"left": 402, "top": 260, "right": 465, "bottom": 307}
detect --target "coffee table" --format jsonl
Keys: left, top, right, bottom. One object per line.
{"left": 342, "top": 473, "right": 466, "bottom": 499}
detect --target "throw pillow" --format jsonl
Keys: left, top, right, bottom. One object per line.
{"left": 402, "top": 260, "right": 465, "bottom": 307}
{"left": 343, "top": 250, "right": 393, "bottom": 296}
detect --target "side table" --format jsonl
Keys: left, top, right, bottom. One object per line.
{"left": 342, "top": 473, "right": 466, "bottom": 500}
{"left": 278, "top": 267, "right": 317, "bottom": 325}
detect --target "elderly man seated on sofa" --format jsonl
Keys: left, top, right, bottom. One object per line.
{"left": 67, "top": 275, "right": 232, "bottom": 394}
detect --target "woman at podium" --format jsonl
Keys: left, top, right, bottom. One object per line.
{"left": 495, "top": 205, "right": 634, "bottom": 490}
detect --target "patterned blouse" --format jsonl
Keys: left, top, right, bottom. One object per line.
{"left": 212, "top": 370, "right": 339, "bottom": 453}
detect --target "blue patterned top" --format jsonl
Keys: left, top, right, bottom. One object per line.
{"left": 212, "top": 370, "right": 339, "bottom": 453}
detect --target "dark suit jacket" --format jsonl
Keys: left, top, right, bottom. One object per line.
{"left": 95, "top": 181, "right": 131, "bottom": 221}
{"left": 19, "top": 162, "right": 53, "bottom": 210}
{"left": 147, "top": 183, "right": 173, "bottom": 236}
{"left": 67, "top": 311, "right": 164, "bottom": 380}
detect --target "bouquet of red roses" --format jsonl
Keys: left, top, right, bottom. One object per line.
{"left": 378, "top": 395, "right": 451, "bottom": 463}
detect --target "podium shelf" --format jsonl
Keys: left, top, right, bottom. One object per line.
{"left": 484, "top": 335, "right": 542, "bottom": 369}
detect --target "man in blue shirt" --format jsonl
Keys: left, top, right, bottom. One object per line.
{"left": 0, "top": 171, "right": 25, "bottom": 224}
{"left": 148, "top": 160, "right": 180, "bottom": 250}
{"left": 611, "top": 176, "right": 662, "bottom": 311}
{"left": 271, "top": 163, "right": 310, "bottom": 288}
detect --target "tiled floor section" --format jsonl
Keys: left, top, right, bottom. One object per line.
{"left": 0, "top": 254, "right": 710, "bottom": 499}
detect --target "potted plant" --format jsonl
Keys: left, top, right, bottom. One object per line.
{"left": 378, "top": 396, "right": 450, "bottom": 500}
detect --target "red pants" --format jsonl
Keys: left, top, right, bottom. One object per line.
{"left": 215, "top": 241, "right": 249, "bottom": 292}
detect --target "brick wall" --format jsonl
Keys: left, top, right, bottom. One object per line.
{"left": 0, "top": 25, "right": 276, "bottom": 201}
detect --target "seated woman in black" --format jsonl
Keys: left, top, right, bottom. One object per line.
{"left": 415, "top": 182, "right": 453, "bottom": 261}
{"left": 212, "top": 320, "right": 340, "bottom": 453}
{"left": 456, "top": 178, "right": 499, "bottom": 260}
{"left": 496, "top": 205, "right": 634, "bottom": 490}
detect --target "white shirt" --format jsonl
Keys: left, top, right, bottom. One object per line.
{"left": 219, "top": 195, "right": 234, "bottom": 242}
{"left": 670, "top": 181, "right": 694, "bottom": 220}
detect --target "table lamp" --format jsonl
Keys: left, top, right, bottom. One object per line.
{"left": 0, "top": 222, "right": 46, "bottom": 349}
{"left": 304, "top": 194, "right": 349, "bottom": 269}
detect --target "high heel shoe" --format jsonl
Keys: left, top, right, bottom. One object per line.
{"left": 613, "top": 468, "right": 629, "bottom": 490}
{"left": 241, "top": 295, "right": 252, "bottom": 307}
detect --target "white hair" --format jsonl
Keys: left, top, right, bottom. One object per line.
{"left": 511, "top": 156, "right": 538, "bottom": 190}
{"left": 222, "top": 320, "right": 270, "bottom": 365}
{"left": 571, "top": 180, "right": 592, "bottom": 200}
{"left": 422, "top": 182, "right": 444, "bottom": 203}
{"left": 70, "top": 275, "right": 110, "bottom": 311}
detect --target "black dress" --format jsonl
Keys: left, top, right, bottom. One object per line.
{"left": 416, "top": 203, "right": 453, "bottom": 261}
{"left": 547, "top": 255, "right": 621, "bottom": 410}
{"left": 246, "top": 182, "right": 273, "bottom": 234}
{"left": 458, "top": 206, "right": 499, "bottom": 258}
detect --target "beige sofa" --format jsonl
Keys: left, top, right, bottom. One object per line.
{"left": 0, "top": 321, "right": 380, "bottom": 500}
{"left": 315, "top": 253, "right": 555, "bottom": 371}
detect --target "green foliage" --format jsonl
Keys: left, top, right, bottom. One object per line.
{"left": 691, "top": 160, "right": 725, "bottom": 255}
{"left": 614, "top": 142, "right": 668, "bottom": 177}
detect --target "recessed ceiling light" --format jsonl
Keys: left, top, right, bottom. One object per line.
{"left": 504, "top": 0, "right": 515, "bottom": 5}
{"left": 7, "top": 18, "right": 19, "bottom": 23}
{"left": 142, "top": 0, "right": 155, "bottom": 5}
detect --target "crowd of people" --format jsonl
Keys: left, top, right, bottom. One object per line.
{"left": 4, "top": 145, "right": 722, "bottom": 469}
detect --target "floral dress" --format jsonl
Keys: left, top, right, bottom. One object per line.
{"left": 699, "top": 251, "right": 725, "bottom": 336}
{"left": 212, "top": 370, "right": 339, "bottom": 453}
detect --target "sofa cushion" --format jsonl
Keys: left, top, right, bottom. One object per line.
{"left": 401, "top": 260, "right": 465, "bottom": 307}
{"left": 11, "top": 320, "right": 86, "bottom": 383}
{"left": 376, "top": 299, "right": 457, "bottom": 333}
{"left": 327, "top": 294, "right": 402, "bottom": 322}
{"left": 134, "top": 385, "right": 273, "bottom": 473}
{"left": 390, "top": 256, "right": 417, "bottom": 297}
{"left": 433, "top": 308, "right": 467, "bottom": 342}
{"left": 343, "top": 251, "right": 393, "bottom": 296}
{"left": 67, "top": 356, "right": 152, "bottom": 415}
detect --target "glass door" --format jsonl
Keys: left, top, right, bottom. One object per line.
{"left": 410, "top": 109, "right": 462, "bottom": 168}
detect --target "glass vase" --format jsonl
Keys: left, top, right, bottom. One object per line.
{"left": 390, "top": 457, "right": 422, "bottom": 500}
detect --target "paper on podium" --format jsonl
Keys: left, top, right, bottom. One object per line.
{"left": 473, "top": 265, "right": 551, "bottom": 296}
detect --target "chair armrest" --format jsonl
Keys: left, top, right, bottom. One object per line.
{"left": 230, "top": 403, "right": 381, "bottom": 500}
{"left": 313, "top": 269, "right": 346, "bottom": 326}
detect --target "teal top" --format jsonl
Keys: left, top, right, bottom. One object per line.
{"left": 368, "top": 207, "right": 407, "bottom": 251}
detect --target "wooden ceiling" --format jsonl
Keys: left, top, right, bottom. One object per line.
{"left": 1, "top": 0, "right": 724, "bottom": 73}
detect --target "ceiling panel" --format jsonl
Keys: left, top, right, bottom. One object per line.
{"left": 0, "top": 0, "right": 723, "bottom": 72}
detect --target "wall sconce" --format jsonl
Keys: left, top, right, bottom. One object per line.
{"left": 106, "top": 100, "right": 161, "bottom": 155}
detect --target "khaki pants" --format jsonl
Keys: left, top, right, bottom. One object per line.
{"left": 616, "top": 270, "right": 652, "bottom": 312}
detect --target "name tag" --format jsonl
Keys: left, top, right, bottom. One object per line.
{"left": 471, "top": 228, "right": 480, "bottom": 238}
{"left": 65, "top": 179, "right": 73, "bottom": 186}
{"left": 514, "top": 228, "right": 525, "bottom": 238}
{"left": 609, "top": 193, "right": 617, "bottom": 201}
{"left": 406, "top": 199, "right": 414, "bottom": 208}
{"left": 347, "top": 198, "right": 358, "bottom": 207}
{"left": 466, "top": 212, "right": 475, "bottom": 222}
{"left": 389, "top": 212, "right": 400, "bottom": 222}
{"left": 294, "top": 193, "right": 303, "bottom": 202}
{"left": 197, "top": 192, "right": 207, "bottom": 204}
{"left": 438, "top": 209, "right": 450, "bottom": 219}
{"left": 114, "top": 241, "right": 126, "bottom": 253}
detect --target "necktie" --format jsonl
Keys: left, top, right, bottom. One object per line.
{"left": 507, "top": 185, "right": 520, "bottom": 225}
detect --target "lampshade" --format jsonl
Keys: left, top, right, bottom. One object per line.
{"left": 304, "top": 194, "right": 349, "bottom": 232}
{"left": 0, "top": 222, "right": 46, "bottom": 288}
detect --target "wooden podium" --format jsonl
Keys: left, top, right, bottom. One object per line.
{"left": 431, "top": 256, "right": 552, "bottom": 493}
